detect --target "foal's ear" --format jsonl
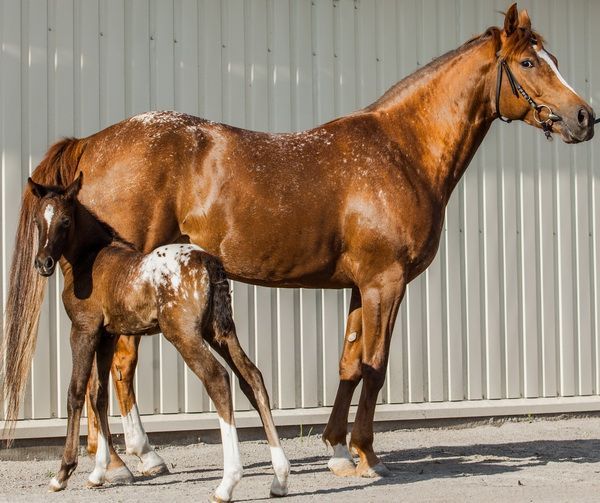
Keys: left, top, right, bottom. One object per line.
{"left": 27, "top": 178, "right": 48, "bottom": 198}
{"left": 65, "top": 172, "right": 83, "bottom": 199}
{"left": 503, "top": 3, "right": 519, "bottom": 36}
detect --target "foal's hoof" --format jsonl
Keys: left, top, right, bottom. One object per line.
{"left": 270, "top": 476, "right": 289, "bottom": 497}
{"left": 48, "top": 477, "right": 66, "bottom": 492}
{"left": 327, "top": 457, "right": 356, "bottom": 477}
{"left": 209, "top": 494, "right": 229, "bottom": 503}
{"left": 106, "top": 465, "right": 135, "bottom": 484}
{"left": 356, "top": 461, "right": 393, "bottom": 478}
{"left": 86, "top": 479, "right": 105, "bottom": 489}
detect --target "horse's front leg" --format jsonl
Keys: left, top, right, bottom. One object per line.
{"left": 110, "top": 334, "right": 168, "bottom": 476}
{"left": 87, "top": 334, "right": 134, "bottom": 487}
{"left": 350, "top": 266, "right": 405, "bottom": 478}
{"left": 323, "top": 287, "right": 363, "bottom": 476}
{"left": 49, "top": 326, "right": 100, "bottom": 491}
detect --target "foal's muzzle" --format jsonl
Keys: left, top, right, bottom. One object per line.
{"left": 35, "top": 256, "right": 56, "bottom": 276}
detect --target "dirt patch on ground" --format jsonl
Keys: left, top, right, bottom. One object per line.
{"left": 2, "top": 416, "right": 600, "bottom": 502}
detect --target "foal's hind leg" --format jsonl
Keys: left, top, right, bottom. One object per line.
{"left": 161, "top": 321, "right": 242, "bottom": 502}
{"left": 208, "top": 331, "right": 290, "bottom": 497}
{"left": 111, "top": 335, "right": 168, "bottom": 476}
{"left": 87, "top": 335, "right": 134, "bottom": 487}
{"left": 323, "top": 287, "right": 363, "bottom": 476}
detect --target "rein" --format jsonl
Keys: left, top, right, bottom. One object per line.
{"left": 496, "top": 58, "right": 562, "bottom": 140}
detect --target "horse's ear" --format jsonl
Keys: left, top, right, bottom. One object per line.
{"left": 518, "top": 9, "right": 531, "bottom": 30}
{"left": 27, "top": 178, "right": 48, "bottom": 198}
{"left": 65, "top": 172, "right": 83, "bottom": 199}
{"left": 504, "top": 3, "right": 519, "bottom": 36}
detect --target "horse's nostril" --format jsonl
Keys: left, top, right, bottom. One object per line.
{"left": 34, "top": 257, "right": 42, "bottom": 269}
{"left": 44, "top": 256, "right": 54, "bottom": 269}
{"left": 578, "top": 108, "right": 588, "bottom": 126}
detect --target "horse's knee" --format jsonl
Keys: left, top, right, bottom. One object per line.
{"left": 361, "top": 364, "right": 386, "bottom": 389}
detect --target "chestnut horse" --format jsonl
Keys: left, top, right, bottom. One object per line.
{"left": 27, "top": 174, "right": 289, "bottom": 500}
{"left": 2, "top": 4, "right": 594, "bottom": 479}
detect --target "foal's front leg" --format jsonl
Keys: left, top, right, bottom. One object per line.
{"left": 49, "top": 326, "right": 101, "bottom": 491}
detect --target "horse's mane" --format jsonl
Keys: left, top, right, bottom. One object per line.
{"left": 363, "top": 23, "right": 543, "bottom": 113}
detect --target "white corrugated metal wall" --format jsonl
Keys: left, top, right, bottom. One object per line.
{"left": 2, "top": 0, "right": 600, "bottom": 437}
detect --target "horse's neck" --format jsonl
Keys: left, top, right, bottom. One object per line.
{"left": 371, "top": 38, "right": 497, "bottom": 201}
{"left": 62, "top": 205, "right": 114, "bottom": 267}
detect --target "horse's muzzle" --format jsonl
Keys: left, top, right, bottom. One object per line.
{"left": 35, "top": 256, "right": 56, "bottom": 277}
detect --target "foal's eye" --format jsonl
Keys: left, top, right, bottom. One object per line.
{"left": 61, "top": 218, "right": 71, "bottom": 228}
{"left": 520, "top": 59, "right": 534, "bottom": 69}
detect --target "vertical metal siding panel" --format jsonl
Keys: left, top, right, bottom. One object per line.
{"left": 421, "top": 0, "right": 444, "bottom": 403}
{"left": 552, "top": 1, "right": 575, "bottom": 397}
{"left": 439, "top": 0, "right": 464, "bottom": 402}
{"left": 1, "top": 0, "right": 23, "bottom": 419}
{"left": 569, "top": 2, "right": 593, "bottom": 396}
{"left": 519, "top": 124, "right": 540, "bottom": 398}
{"left": 291, "top": 1, "right": 319, "bottom": 408}
{"left": 199, "top": 0, "right": 222, "bottom": 122}
{"left": 77, "top": 1, "right": 100, "bottom": 136}
{"left": 23, "top": 0, "right": 52, "bottom": 419}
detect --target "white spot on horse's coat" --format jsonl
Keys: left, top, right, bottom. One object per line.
{"left": 347, "top": 331, "right": 357, "bottom": 342}
{"left": 537, "top": 49, "right": 579, "bottom": 97}
{"left": 138, "top": 244, "right": 204, "bottom": 292}
{"left": 269, "top": 446, "right": 290, "bottom": 496}
{"left": 121, "top": 405, "right": 166, "bottom": 473}
{"left": 88, "top": 431, "right": 109, "bottom": 486}
{"left": 214, "top": 416, "right": 243, "bottom": 501}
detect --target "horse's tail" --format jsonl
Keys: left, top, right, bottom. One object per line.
{"left": 204, "top": 256, "right": 235, "bottom": 341}
{"left": 1, "top": 137, "right": 86, "bottom": 440}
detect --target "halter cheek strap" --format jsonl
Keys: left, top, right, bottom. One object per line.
{"left": 495, "top": 58, "right": 562, "bottom": 140}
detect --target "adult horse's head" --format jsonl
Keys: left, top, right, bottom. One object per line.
{"left": 28, "top": 173, "right": 82, "bottom": 277}
{"left": 494, "top": 3, "right": 594, "bottom": 142}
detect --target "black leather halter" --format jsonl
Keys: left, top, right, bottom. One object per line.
{"left": 495, "top": 58, "right": 562, "bottom": 140}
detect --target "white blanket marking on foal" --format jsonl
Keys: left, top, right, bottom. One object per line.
{"left": 138, "top": 244, "right": 204, "bottom": 292}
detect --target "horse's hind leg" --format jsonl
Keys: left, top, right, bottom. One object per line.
{"left": 162, "top": 321, "right": 242, "bottom": 502}
{"left": 208, "top": 332, "right": 290, "bottom": 497}
{"left": 323, "top": 287, "right": 363, "bottom": 476}
{"left": 49, "top": 327, "right": 100, "bottom": 491}
{"left": 111, "top": 335, "right": 168, "bottom": 476}
{"left": 87, "top": 335, "right": 134, "bottom": 487}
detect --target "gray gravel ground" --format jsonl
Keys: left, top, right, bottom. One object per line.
{"left": 2, "top": 416, "right": 600, "bottom": 502}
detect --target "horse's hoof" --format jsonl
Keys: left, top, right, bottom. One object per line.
{"left": 105, "top": 465, "right": 135, "bottom": 484}
{"left": 208, "top": 494, "right": 228, "bottom": 503}
{"left": 48, "top": 477, "right": 66, "bottom": 492}
{"left": 327, "top": 456, "right": 356, "bottom": 477}
{"left": 86, "top": 479, "right": 105, "bottom": 489}
{"left": 139, "top": 460, "right": 170, "bottom": 477}
{"left": 356, "top": 461, "right": 393, "bottom": 478}
{"left": 270, "top": 475, "right": 289, "bottom": 497}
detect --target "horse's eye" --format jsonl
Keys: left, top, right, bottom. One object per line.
{"left": 61, "top": 218, "right": 71, "bottom": 228}
{"left": 521, "top": 60, "right": 534, "bottom": 68}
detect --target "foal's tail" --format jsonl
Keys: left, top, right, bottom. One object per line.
{"left": 1, "top": 137, "right": 86, "bottom": 440}
{"left": 204, "top": 256, "right": 234, "bottom": 341}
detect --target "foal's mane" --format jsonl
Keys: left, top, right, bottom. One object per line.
{"left": 363, "top": 23, "right": 543, "bottom": 113}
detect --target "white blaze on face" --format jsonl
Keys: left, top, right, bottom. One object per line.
{"left": 43, "top": 202, "right": 55, "bottom": 247}
{"left": 88, "top": 431, "right": 110, "bottom": 486}
{"left": 537, "top": 49, "right": 579, "bottom": 97}
{"left": 214, "top": 416, "right": 243, "bottom": 501}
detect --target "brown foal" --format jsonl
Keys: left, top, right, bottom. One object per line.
{"left": 2, "top": 4, "right": 594, "bottom": 481}
{"left": 27, "top": 174, "right": 290, "bottom": 501}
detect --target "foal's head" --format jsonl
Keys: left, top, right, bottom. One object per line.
{"left": 28, "top": 173, "right": 82, "bottom": 277}
{"left": 494, "top": 3, "right": 594, "bottom": 142}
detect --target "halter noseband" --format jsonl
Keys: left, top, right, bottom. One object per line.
{"left": 495, "top": 58, "right": 562, "bottom": 140}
